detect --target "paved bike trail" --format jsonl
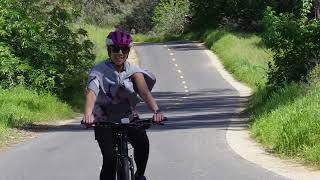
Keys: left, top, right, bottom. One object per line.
{"left": 134, "top": 42, "right": 286, "bottom": 180}
{"left": 0, "top": 42, "right": 287, "bottom": 180}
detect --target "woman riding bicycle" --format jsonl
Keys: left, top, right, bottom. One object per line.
{"left": 83, "top": 31, "right": 165, "bottom": 180}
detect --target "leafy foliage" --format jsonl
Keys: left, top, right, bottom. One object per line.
{"left": 0, "top": 44, "right": 24, "bottom": 87}
{"left": 152, "top": 0, "right": 190, "bottom": 35}
{"left": 79, "top": 0, "right": 137, "bottom": 27}
{"left": 187, "top": 0, "right": 318, "bottom": 31}
{"left": 0, "top": 0, "right": 95, "bottom": 100}
{"left": 188, "top": 0, "right": 269, "bottom": 31}
{"left": 118, "top": 0, "right": 159, "bottom": 33}
{"left": 262, "top": 6, "right": 320, "bottom": 88}
{"left": 81, "top": 0, "right": 121, "bottom": 27}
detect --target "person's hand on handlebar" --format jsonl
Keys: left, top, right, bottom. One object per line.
{"left": 83, "top": 113, "right": 95, "bottom": 125}
{"left": 153, "top": 109, "right": 165, "bottom": 123}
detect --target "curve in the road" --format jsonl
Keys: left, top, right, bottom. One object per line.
{"left": 134, "top": 41, "right": 287, "bottom": 180}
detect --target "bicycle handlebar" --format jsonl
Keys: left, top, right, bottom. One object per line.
{"left": 80, "top": 117, "right": 168, "bottom": 129}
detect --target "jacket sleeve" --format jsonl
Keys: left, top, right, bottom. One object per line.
{"left": 126, "top": 62, "right": 156, "bottom": 92}
{"left": 87, "top": 76, "right": 100, "bottom": 96}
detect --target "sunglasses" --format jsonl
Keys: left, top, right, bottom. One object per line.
{"left": 110, "top": 46, "right": 130, "bottom": 54}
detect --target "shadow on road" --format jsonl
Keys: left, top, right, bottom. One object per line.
{"left": 140, "top": 89, "right": 249, "bottom": 131}
{"left": 17, "top": 89, "right": 250, "bottom": 133}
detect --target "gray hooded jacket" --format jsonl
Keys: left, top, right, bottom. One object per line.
{"left": 87, "top": 60, "right": 156, "bottom": 121}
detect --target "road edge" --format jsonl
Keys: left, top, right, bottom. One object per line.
{"left": 202, "top": 43, "right": 320, "bottom": 180}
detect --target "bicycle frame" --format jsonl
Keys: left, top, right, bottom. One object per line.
{"left": 81, "top": 117, "right": 166, "bottom": 180}
{"left": 114, "top": 126, "right": 135, "bottom": 180}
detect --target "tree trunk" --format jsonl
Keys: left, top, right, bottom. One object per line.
{"left": 315, "top": 0, "right": 320, "bottom": 18}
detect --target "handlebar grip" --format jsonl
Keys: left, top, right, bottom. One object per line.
{"left": 80, "top": 120, "right": 95, "bottom": 128}
{"left": 81, "top": 120, "right": 92, "bottom": 125}
{"left": 152, "top": 117, "right": 168, "bottom": 125}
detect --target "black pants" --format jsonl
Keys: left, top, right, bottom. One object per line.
{"left": 95, "top": 126, "right": 149, "bottom": 180}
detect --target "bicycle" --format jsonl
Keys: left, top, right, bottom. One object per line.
{"left": 81, "top": 117, "right": 167, "bottom": 180}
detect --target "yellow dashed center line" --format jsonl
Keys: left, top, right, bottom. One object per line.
{"left": 168, "top": 51, "right": 189, "bottom": 93}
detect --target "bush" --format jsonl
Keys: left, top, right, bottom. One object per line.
{"left": 262, "top": 7, "right": 320, "bottom": 88}
{"left": 187, "top": 0, "right": 314, "bottom": 31}
{"left": 0, "top": 44, "right": 24, "bottom": 87}
{"left": 118, "top": 0, "right": 159, "bottom": 33}
{"left": 152, "top": 0, "right": 190, "bottom": 35}
{"left": 81, "top": 0, "right": 124, "bottom": 27}
{"left": 0, "top": 0, "right": 95, "bottom": 100}
{"left": 188, "top": 0, "right": 271, "bottom": 31}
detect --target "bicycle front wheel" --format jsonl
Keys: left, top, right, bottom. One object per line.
{"left": 117, "top": 157, "right": 132, "bottom": 180}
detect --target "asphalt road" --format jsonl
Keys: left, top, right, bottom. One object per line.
{"left": 0, "top": 42, "right": 287, "bottom": 180}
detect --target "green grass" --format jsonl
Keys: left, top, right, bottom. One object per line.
{"left": 0, "top": 86, "right": 74, "bottom": 144}
{"left": 84, "top": 24, "right": 113, "bottom": 62}
{"left": 204, "top": 31, "right": 270, "bottom": 88}
{"left": 186, "top": 30, "right": 272, "bottom": 88}
{"left": 251, "top": 80, "right": 320, "bottom": 164}
{"left": 0, "top": 86, "right": 74, "bottom": 127}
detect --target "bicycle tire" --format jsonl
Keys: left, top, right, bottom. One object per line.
{"left": 117, "top": 157, "right": 131, "bottom": 180}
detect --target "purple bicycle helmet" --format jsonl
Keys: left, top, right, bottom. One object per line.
{"left": 106, "top": 31, "right": 133, "bottom": 47}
